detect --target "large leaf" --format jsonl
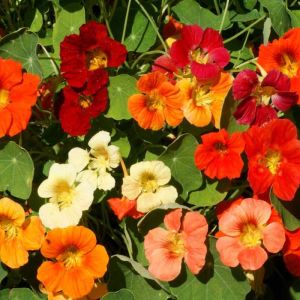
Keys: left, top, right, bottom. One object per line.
{"left": 102, "top": 289, "right": 135, "bottom": 300}
{"left": 288, "top": 10, "right": 300, "bottom": 27}
{"left": 172, "top": 0, "right": 231, "bottom": 30}
{"left": 0, "top": 29, "right": 42, "bottom": 76}
{"left": 0, "top": 142, "right": 34, "bottom": 199}
{"left": 259, "top": 0, "right": 290, "bottom": 36}
{"left": 168, "top": 238, "right": 250, "bottom": 300}
{"left": 0, "top": 288, "right": 44, "bottom": 299}
{"left": 108, "top": 256, "right": 170, "bottom": 300}
{"left": 52, "top": 3, "right": 85, "bottom": 55}
{"left": 159, "top": 134, "right": 202, "bottom": 199}
{"left": 124, "top": 10, "right": 156, "bottom": 53}
{"left": 106, "top": 74, "right": 137, "bottom": 120}
{"left": 270, "top": 191, "right": 300, "bottom": 231}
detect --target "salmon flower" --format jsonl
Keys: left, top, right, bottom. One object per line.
{"left": 0, "top": 58, "right": 40, "bottom": 137}
{"left": 177, "top": 72, "right": 232, "bottom": 128}
{"left": 233, "top": 69, "right": 297, "bottom": 126}
{"left": 169, "top": 25, "right": 230, "bottom": 82}
{"left": 0, "top": 197, "right": 44, "bottom": 269}
{"left": 60, "top": 21, "right": 127, "bottom": 88}
{"left": 194, "top": 129, "right": 245, "bottom": 180}
{"left": 258, "top": 32, "right": 300, "bottom": 103}
{"left": 128, "top": 72, "right": 184, "bottom": 130}
{"left": 144, "top": 208, "right": 208, "bottom": 281}
{"left": 216, "top": 198, "right": 285, "bottom": 271}
{"left": 244, "top": 119, "right": 300, "bottom": 201}
{"left": 121, "top": 160, "right": 178, "bottom": 213}
{"left": 37, "top": 226, "right": 109, "bottom": 299}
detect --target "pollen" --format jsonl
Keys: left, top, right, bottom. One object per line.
{"left": 191, "top": 48, "right": 210, "bottom": 64}
{"left": 280, "top": 53, "right": 298, "bottom": 78}
{"left": 146, "top": 90, "right": 164, "bottom": 111}
{"left": 167, "top": 232, "right": 185, "bottom": 257}
{"left": 140, "top": 172, "right": 158, "bottom": 193}
{"left": 192, "top": 83, "right": 212, "bottom": 106}
{"left": 60, "top": 246, "right": 82, "bottom": 269}
{"left": 52, "top": 180, "right": 75, "bottom": 209}
{"left": 0, "top": 219, "right": 19, "bottom": 239}
{"left": 88, "top": 48, "right": 108, "bottom": 71}
{"left": 0, "top": 89, "right": 9, "bottom": 110}
{"left": 240, "top": 223, "right": 263, "bottom": 247}
{"left": 264, "top": 150, "right": 282, "bottom": 175}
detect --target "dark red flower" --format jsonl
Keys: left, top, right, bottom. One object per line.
{"left": 162, "top": 16, "right": 183, "bottom": 40}
{"left": 244, "top": 119, "right": 300, "bottom": 201}
{"left": 60, "top": 21, "right": 127, "bottom": 88}
{"left": 59, "top": 70, "right": 108, "bottom": 136}
{"left": 169, "top": 25, "right": 230, "bottom": 82}
{"left": 152, "top": 55, "right": 178, "bottom": 83}
{"left": 233, "top": 69, "right": 298, "bottom": 126}
{"left": 194, "top": 129, "right": 245, "bottom": 180}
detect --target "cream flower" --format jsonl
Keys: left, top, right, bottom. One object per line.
{"left": 38, "top": 163, "right": 95, "bottom": 229}
{"left": 122, "top": 161, "right": 178, "bottom": 213}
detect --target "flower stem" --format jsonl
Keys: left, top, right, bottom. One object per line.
{"left": 121, "top": 0, "right": 132, "bottom": 43}
{"left": 120, "top": 158, "right": 129, "bottom": 177}
{"left": 130, "top": 49, "right": 165, "bottom": 69}
{"left": 219, "top": 0, "right": 229, "bottom": 32}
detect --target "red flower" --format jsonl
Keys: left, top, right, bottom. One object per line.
{"left": 194, "top": 129, "right": 245, "bottom": 180}
{"left": 59, "top": 70, "right": 108, "bottom": 136}
{"left": 244, "top": 119, "right": 300, "bottom": 201}
{"left": 283, "top": 228, "right": 300, "bottom": 276}
{"left": 233, "top": 69, "right": 298, "bottom": 126}
{"left": 107, "top": 197, "right": 144, "bottom": 221}
{"left": 152, "top": 55, "right": 178, "bottom": 83}
{"left": 169, "top": 25, "right": 230, "bottom": 82}
{"left": 60, "top": 21, "right": 127, "bottom": 88}
{"left": 162, "top": 16, "right": 183, "bottom": 40}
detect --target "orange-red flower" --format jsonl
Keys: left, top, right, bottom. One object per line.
{"left": 37, "top": 226, "right": 109, "bottom": 299}
{"left": 0, "top": 58, "right": 40, "bottom": 137}
{"left": 194, "top": 129, "right": 245, "bottom": 180}
{"left": 177, "top": 72, "right": 232, "bottom": 128}
{"left": 244, "top": 119, "right": 300, "bottom": 201}
{"left": 0, "top": 197, "right": 45, "bottom": 268}
{"left": 258, "top": 32, "right": 300, "bottom": 103}
{"left": 128, "top": 72, "right": 184, "bottom": 130}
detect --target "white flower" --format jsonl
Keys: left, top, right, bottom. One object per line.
{"left": 37, "top": 163, "right": 95, "bottom": 229}
{"left": 121, "top": 160, "right": 178, "bottom": 213}
{"left": 68, "top": 147, "right": 90, "bottom": 172}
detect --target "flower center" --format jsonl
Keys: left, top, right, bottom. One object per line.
{"left": 280, "top": 53, "right": 298, "bottom": 78}
{"left": 0, "top": 89, "right": 9, "bottom": 110}
{"left": 192, "top": 84, "right": 212, "bottom": 106}
{"left": 88, "top": 48, "right": 108, "bottom": 71}
{"left": 167, "top": 232, "right": 185, "bottom": 257}
{"left": 240, "top": 223, "right": 262, "bottom": 247}
{"left": 146, "top": 90, "right": 164, "bottom": 111}
{"left": 79, "top": 95, "right": 92, "bottom": 109}
{"left": 52, "top": 180, "right": 75, "bottom": 209}
{"left": 254, "top": 85, "right": 276, "bottom": 105}
{"left": 214, "top": 141, "right": 227, "bottom": 153}
{"left": 90, "top": 147, "right": 109, "bottom": 171}
{"left": 263, "top": 150, "right": 282, "bottom": 175}
{"left": 140, "top": 172, "right": 158, "bottom": 193}
{"left": 60, "top": 246, "right": 82, "bottom": 269}
{"left": 191, "top": 49, "right": 209, "bottom": 64}
{"left": 0, "top": 219, "right": 19, "bottom": 239}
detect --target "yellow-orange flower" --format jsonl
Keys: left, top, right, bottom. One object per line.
{"left": 37, "top": 226, "right": 109, "bottom": 299}
{"left": 128, "top": 72, "right": 184, "bottom": 130}
{"left": 0, "top": 197, "right": 45, "bottom": 268}
{"left": 177, "top": 72, "right": 232, "bottom": 128}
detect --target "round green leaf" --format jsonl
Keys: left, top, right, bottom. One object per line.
{"left": 102, "top": 289, "right": 135, "bottom": 300}
{"left": 0, "top": 142, "right": 34, "bottom": 200}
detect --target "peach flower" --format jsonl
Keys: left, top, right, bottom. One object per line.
{"left": 144, "top": 208, "right": 208, "bottom": 281}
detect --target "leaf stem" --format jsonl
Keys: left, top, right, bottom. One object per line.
{"left": 121, "top": 0, "right": 132, "bottom": 43}
{"left": 131, "top": 49, "right": 165, "bottom": 69}
{"left": 38, "top": 43, "right": 60, "bottom": 75}
{"left": 214, "top": 0, "right": 221, "bottom": 15}
{"left": 219, "top": 0, "right": 229, "bottom": 32}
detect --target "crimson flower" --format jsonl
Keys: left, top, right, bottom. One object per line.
{"left": 59, "top": 70, "right": 108, "bottom": 136}
{"left": 169, "top": 25, "right": 230, "bottom": 82}
{"left": 233, "top": 69, "right": 298, "bottom": 126}
{"left": 60, "top": 21, "right": 127, "bottom": 88}
{"left": 244, "top": 119, "right": 300, "bottom": 201}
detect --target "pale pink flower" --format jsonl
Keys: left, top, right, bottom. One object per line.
{"left": 216, "top": 198, "right": 286, "bottom": 271}
{"left": 144, "top": 208, "right": 208, "bottom": 281}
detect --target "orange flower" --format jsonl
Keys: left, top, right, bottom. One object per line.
{"left": 37, "top": 226, "right": 109, "bottom": 299}
{"left": 128, "top": 72, "right": 184, "bottom": 130}
{"left": 177, "top": 72, "right": 232, "bottom": 128}
{"left": 258, "top": 33, "right": 300, "bottom": 103}
{"left": 0, "top": 58, "right": 40, "bottom": 137}
{"left": 0, "top": 197, "right": 45, "bottom": 268}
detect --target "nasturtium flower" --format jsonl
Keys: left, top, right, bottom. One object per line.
{"left": 0, "top": 197, "right": 45, "bottom": 269}
{"left": 0, "top": 58, "right": 40, "bottom": 137}
{"left": 38, "top": 163, "right": 96, "bottom": 229}
{"left": 60, "top": 21, "right": 127, "bottom": 88}
{"left": 162, "top": 16, "right": 183, "bottom": 47}
{"left": 121, "top": 160, "right": 178, "bottom": 213}
{"left": 128, "top": 71, "right": 184, "bottom": 130}
{"left": 169, "top": 25, "right": 230, "bottom": 82}
{"left": 144, "top": 208, "right": 208, "bottom": 281}
{"left": 68, "top": 131, "right": 121, "bottom": 191}
{"left": 233, "top": 69, "right": 298, "bottom": 126}
{"left": 152, "top": 55, "right": 178, "bottom": 83}
{"left": 216, "top": 198, "right": 285, "bottom": 271}
{"left": 243, "top": 119, "right": 300, "bottom": 201}
{"left": 258, "top": 31, "right": 300, "bottom": 102}
{"left": 194, "top": 129, "right": 245, "bottom": 180}
{"left": 59, "top": 70, "right": 108, "bottom": 136}
{"left": 177, "top": 72, "right": 232, "bottom": 128}
{"left": 37, "top": 226, "right": 109, "bottom": 299}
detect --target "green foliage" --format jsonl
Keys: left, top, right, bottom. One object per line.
{"left": 102, "top": 289, "right": 135, "bottom": 300}
{"left": 0, "top": 142, "right": 34, "bottom": 200}
{"left": 0, "top": 288, "right": 44, "bottom": 299}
